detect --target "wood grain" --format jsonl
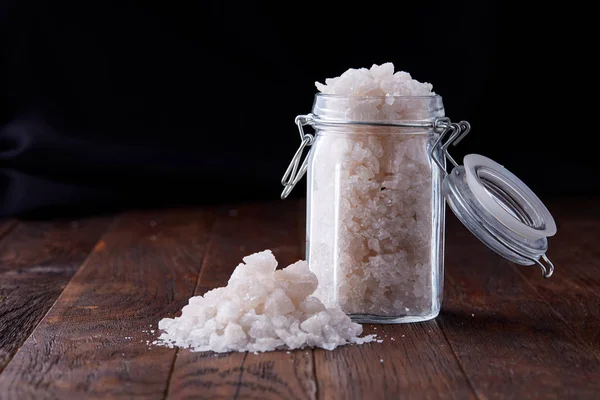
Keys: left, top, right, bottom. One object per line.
{"left": 0, "top": 198, "right": 598, "bottom": 399}
{"left": 0, "top": 209, "right": 215, "bottom": 399}
{"left": 166, "top": 200, "right": 316, "bottom": 400}
{"left": 439, "top": 213, "right": 600, "bottom": 399}
{"left": 0, "top": 218, "right": 110, "bottom": 372}
{"left": 513, "top": 198, "right": 600, "bottom": 352}
{"left": 314, "top": 319, "right": 476, "bottom": 399}
{"left": 0, "top": 220, "right": 16, "bottom": 239}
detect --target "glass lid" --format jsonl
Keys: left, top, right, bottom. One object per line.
{"left": 431, "top": 120, "right": 556, "bottom": 278}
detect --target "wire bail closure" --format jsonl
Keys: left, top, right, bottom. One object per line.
{"left": 280, "top": 115, "right": 470, "bottom": 199}
{"left": 281, "top": 114, "right": 314, "bottom": 199}
{"left": 429, "top": 118, "right": 471, "bottom": 174}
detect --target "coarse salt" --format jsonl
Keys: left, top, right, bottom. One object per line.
{"left": 308, "top": 63, "right": 439, "bottom": 318}
{"left": 156, "top": 250, "right": 376, "bottom": 353}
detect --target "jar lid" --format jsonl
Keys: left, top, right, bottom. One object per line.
{"left": 442, "top": 153, "right": 557, "bottom": 278}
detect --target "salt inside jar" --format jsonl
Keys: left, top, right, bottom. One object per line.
{"left": 281, "top": 63, "right": 557, "bottom": 324}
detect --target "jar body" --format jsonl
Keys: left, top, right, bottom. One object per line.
{"left": 306, "top": 96, "right": 446, "bottom": 323}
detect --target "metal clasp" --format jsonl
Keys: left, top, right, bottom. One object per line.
{"left": 281, "top": 114, "right": 314, "bottom": 199}
{"left": 429, "top": 118, "right": 471, "bottom": 174}
{"left": 281, "top": 115, "right": 472, "bottom": 198}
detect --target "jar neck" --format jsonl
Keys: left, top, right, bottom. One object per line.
{"left": 311, "top": 94, "right": 445, "bottom": 124}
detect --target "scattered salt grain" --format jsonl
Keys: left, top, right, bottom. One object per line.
{"left": 350, "top": 334, "right": 377, "bottom": 345}
{"left": 380, "top": 359, "right": 384, "bottom": 363}
{"left": 155, "top": 250, "right": 376, "bottom": 353}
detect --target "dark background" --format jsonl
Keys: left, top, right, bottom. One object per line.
{"left": 0, "top": 1, "right": 590, "bottom": 217}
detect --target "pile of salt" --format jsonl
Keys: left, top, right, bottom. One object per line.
{"left": 156, "top": 250, "right": 376, "bottom": 353}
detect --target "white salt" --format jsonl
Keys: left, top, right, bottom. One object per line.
{"left": 315, "top": 63, "right": 433, "bottom": 97}
{"left": 308, "top": 63, "right": 439, "bottom": 317}
{"left": 156, "top": 250, "right": 376, "bottom": 353}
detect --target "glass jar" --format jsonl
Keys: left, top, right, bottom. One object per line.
{"left": 281, "top": 93, "right": 557, "bottom": 324}
{"left": 291, "top": 94, "right": 446, "bottom": 323}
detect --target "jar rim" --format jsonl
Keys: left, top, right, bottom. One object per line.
{"left": 311, "top": 93, "right": 445, "bottom": 123}
{"left": 315, "top": 93, "right": 442, "bottom": 100}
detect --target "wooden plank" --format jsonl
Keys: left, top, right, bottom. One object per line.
{"left": 0, "top": 220, "right": 16, "bottom": 239}
{"left": 0, "top": 209, "right": 215, "bottom": 399}
{"left": 0, "top": 217, "right": 110, "bottom": 372}
{"left": 166, "top": 200, "right": 316, "bottom": 400}
{"left": 438, "top": 214, "right": 600, "bottom": 399}
{"left": 512, "top": 198, "right": 600, "bottom": 353}
{"left": 314, "top": 320, "right": 477, "bottom": 399}
{"left": 298, "top": 206, "right": 476, "bottom": 399}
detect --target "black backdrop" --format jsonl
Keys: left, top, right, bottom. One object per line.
{"left": 0, "top": 1, "right": 591, "bottom": 217}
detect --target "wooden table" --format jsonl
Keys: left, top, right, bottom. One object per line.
{"left": 0, "top": 198, "right": 598, "bottom": 399}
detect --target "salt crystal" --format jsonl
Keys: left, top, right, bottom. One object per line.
{"left": 350, "top": 334, "right": 377, "bottom": 345}
{"left": 155, "top": 250, "right": 375, "bottom": 353}
{"left": 316, "top": 63, "right": 433, "bottom": 100}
